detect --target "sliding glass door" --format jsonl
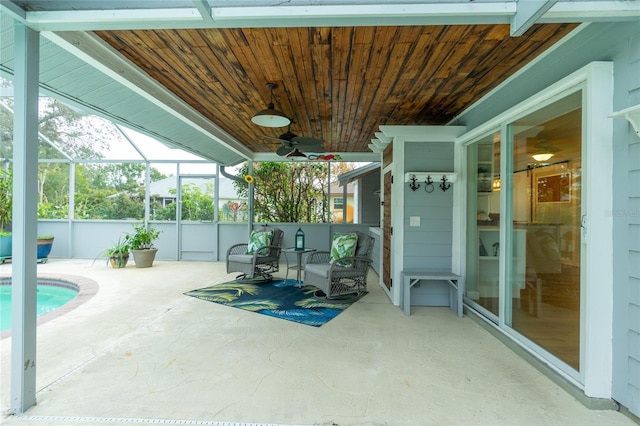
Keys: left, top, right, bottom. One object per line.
{"left": 507, "top": 91, "right": 583, "bottom": 370}
{"left": 466, "top": 91, "right": 583, "bottom": 372}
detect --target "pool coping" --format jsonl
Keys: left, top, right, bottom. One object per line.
{"left": 0, "top": 274, "right": 99, "bottom": 340}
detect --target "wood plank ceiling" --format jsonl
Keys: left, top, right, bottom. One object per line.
{"left": 95, "top": 23, "right": 577, "bottom": 156}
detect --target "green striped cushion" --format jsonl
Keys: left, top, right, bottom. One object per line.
{"left": 329, "top": 232, "right": 358, "bottom": 266}
{"left": 245, "top": 230, "right": 274, "bottom": 255}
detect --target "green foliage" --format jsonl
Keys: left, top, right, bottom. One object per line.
{"left": 220, "top": 200, "right": 248, "bottom": 222}
{"left": 124, "top": 223, "right": 161, "bottom": 250}
{"left": 104, "top": 235, "right": 130, "bottom": 257}
{"left": 180, "top": 182, "right": 214, "bottom": 221}
{"left": 102, "top": 236, "right": 130, "bottom": 267}
{"left": 72, "top": 164, "right": 148, "bottom": 220}
{"left": 1, "top": 94, "right": 163, "bottom": 221}
{"left": 235, "top": 162, "right": 329, "bottom": 223}
{"left": 0, "top": 96, "right": 112, "bottom": 161}
{"left": 151, "top": 201, "right": 177, "bottom": 221}
{"left": 0, "top": 168, "right": 11, "bottom": 231}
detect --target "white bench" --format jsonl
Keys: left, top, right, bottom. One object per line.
{"left": 401, "top": 270, "right": 463, "bottom": 317}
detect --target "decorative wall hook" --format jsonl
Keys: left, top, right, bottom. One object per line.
{"left": 424, "top": 176, "right": 434, "bottom": 193}
{"left": 404, "top": 172, "right": 457, "bottom": 194}
{"left": 408, "top": 175, "right": 421, "bottom": 191}
{"left": 439, "top": 175, "right": 451, "bottom": 192}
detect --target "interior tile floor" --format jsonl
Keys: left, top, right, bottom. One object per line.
{"left": 0, "top": 259, "right": 634, "bottom": 426}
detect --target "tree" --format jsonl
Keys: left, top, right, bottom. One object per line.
{"left": 235, "top": 162, "right": 329, "bottom": 223}
{"left": 71, "top": 163, "right": 151, "bottom": 220}
{"left": 0, "top": 92, "right": 121, "bottom": 219}
{"left": 0, "top": 169, "right": 12, "bottom": 231}
{"left": 180, "top": 182, "right": 214, "bottom": 221}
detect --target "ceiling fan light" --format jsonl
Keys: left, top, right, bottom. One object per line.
{"left": 251, "top": 104, "right": 291, "bottom": 127}
{"left": 532, "top": 152, "right": 554, "bottom": 162}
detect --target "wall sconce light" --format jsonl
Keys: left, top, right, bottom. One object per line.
{"left": 405, "top": 172, "right": 457, "bottom": 193}
{"left": 492, "top": 177, "right": 501, "bottom": 191}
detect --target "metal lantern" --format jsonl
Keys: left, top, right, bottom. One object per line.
{"left": 295, "top": 228, "right": 305, "bottom": 251}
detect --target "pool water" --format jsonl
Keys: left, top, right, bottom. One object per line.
{"left": 0, "top": 281, "right": 79, "bottom": 332}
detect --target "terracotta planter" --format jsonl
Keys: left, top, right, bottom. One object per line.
{"left": 131, "top": 248, "right": 158, "bottom": 268}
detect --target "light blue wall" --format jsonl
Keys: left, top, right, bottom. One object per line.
{"left": 360, "top": 170, "right": 381, "bottom": 226}
{"left": 610, "top": 25, "right": 640, "bottom": 418}
{"left": 36, "top": 220, "right": 376, "bottom": 264}
{"left": 404, "top": 142, "right": 455, "bottom": 306}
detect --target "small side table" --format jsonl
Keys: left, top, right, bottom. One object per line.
{"left": 282, "top": 247, "right": 316, "bottom": 286}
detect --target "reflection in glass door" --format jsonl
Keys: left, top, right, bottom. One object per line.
{"left": 466, "top": 132, "right": 501, "bottom": 318}
{"left": 507, "top": 91, "right": 582, "bottom": 371}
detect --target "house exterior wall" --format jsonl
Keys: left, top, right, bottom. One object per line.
{"left": 360, "top": 170, "right": 381, "bottom": 226}
{"left": 453, "top": 21, "right": 639, "bottom": 416}
{"left": 329, "top": 193, "right": 354, "bottom": 223}
{"left": 403, "top": 142, "right": 455, "bottom": 307}
{"left": 611, "top": 28, "right": 640, "bottom": 418}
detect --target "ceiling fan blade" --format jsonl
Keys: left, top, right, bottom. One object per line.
{"left": 296, "top": 142, "right": 325, "bottom": 152}
{"left": 264, "top": 135, "right": 290, "bottom": 144}
{"left": 292, "top": 136, "right": 323, "bottom": 145}
{"left": 276, "top": 145, "right": 293, "bottom": 156}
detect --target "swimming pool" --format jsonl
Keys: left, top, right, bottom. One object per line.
{"left": 0, "top": 279, "right": 79, "bottom": 332}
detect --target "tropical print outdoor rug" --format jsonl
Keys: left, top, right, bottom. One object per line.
{"left": 184, "top": 278, "right": 366, "bottom": 327}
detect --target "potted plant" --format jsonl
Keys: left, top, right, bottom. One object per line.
{"left": 37, "top": 234, "right": 55, "bottom": 262}
{"left": 105, "top": 236, "right": 130, "bottom": 268}
{"left": 125, "top": 223, "right": 161, "bottom": 268}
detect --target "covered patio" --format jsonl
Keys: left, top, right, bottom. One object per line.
{"left": 3, "top": 0, "right": 640, "bottom": 422}
{"left": 1, "top": 259, "right": 633, "bottom": 425}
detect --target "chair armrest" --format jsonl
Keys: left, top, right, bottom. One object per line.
{"left": 329, "top": 256, "right": 371, "bottom": 270}
{"left": 306, "top": 251, "right": 331, "bottom": 265}
{"left": 255, "top": 244, "right": 282, "bottom": 258}
{"left": 227, "top": 243, "right": 249, "bottom": 255}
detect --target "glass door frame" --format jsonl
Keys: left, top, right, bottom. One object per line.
{"left": 456, "top": 62, "right": 614, "bottom": 394}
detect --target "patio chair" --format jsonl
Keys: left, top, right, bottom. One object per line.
{"left": 226, "top": 226, "right": 284, "bottom": 281}
{"left": 304, "top": 231, "right": 374, "bottom": 298}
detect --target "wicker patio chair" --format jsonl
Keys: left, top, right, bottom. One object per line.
{"left": 304, "top": 231, "right": 374, "bottom": 298}
{"left": 226, "top": 226, "right": 284, "bottom": 281}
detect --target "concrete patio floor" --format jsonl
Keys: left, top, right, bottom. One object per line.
{"left": 0, "top": 259, "right": 635, "bottom": 426}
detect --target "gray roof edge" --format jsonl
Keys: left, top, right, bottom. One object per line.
{"left": 338, "top": 162, "right": 380, "bottom": 184}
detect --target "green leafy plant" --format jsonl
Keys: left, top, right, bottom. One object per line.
{"left": 103, "top": 236, "right": 130, "bottom": 268}
{"left": 105, "top": 236, "right": 130, "bottom": 257}
{"left": 0, "top": 169, "right": 12, "bottom": 232}
{"left": 124, "top": 223, "right": 161, "bottom": 250}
